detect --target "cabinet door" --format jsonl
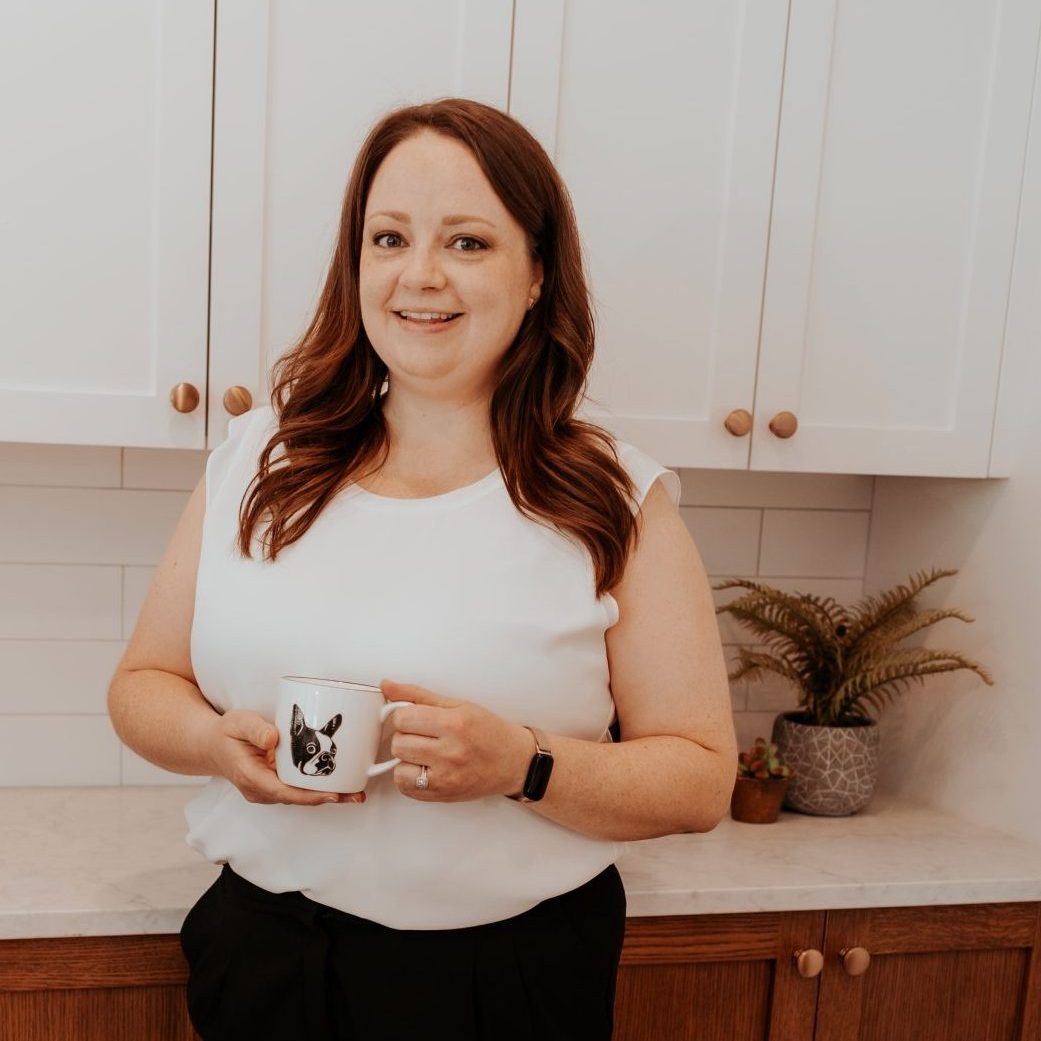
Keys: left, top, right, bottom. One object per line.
{"left": 0, "top": 934, "right": 197, "bottom": 1041}
{"left": 208, "top": 0, "right": 512, "bottom": 448}
{"left": 614, "top": 911, "right": 824, "bottom": 1041}
{"left": 813, "top": 903, "right": 1041, "bottom": 1041}
{"left": 752, "top": 0, "right": 1041, "bottom": 477}
{"left": 509, "top": 0, "right": 787, "bottom": 469}
{"left": 0, "top": 1, "right": 213, "bottom": 449}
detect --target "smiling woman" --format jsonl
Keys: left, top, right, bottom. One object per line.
{"left": 109, "top": 96, "right": 736, "bottom": 1041}
{"left": 357, "top": 130, "right": 542, "bottom": 410}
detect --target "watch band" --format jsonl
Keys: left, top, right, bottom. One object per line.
{"left": 506, "top": 725, "right": 553, "bottom": 802}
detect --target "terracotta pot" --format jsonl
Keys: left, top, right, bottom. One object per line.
{"left": 730, "top": 775, "right": 790, "bottom": 823}
{"left": 771, "top": 710, "right": 879, "bottom": 816}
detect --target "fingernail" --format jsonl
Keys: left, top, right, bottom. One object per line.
{"left": 324, "top": 797, "right": 338, "bottom": 804}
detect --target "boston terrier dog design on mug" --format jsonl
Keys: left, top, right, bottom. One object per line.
{"left": 275, "top": 676, "right": 412, "bottom": 794}
{"left": 289, "top": 704, "right": 341, "bottom": 777}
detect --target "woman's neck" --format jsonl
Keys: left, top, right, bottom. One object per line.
{"left": 353, "top": 389, "right": 498, "bottom": 495}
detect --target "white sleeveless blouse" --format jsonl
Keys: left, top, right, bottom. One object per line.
{"left": 184, "top": 404, "right": 680, "bottom": 929}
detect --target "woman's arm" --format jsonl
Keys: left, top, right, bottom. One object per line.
{"left": 108, "top": 478, "right": 222, "bottom": 776}
{"left": 516, "top": 477, "right": 739, "bottom": 842}
{"left": 107, "top": 475, "right": 348, "bottom": 805}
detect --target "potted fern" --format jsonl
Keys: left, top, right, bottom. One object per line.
{"left": 714, "top": 567, "right": 994, "bottom": 817}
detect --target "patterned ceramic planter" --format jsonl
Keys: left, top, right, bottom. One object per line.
{"left": 770, "top": 711, "right": 880, "bottom": 816}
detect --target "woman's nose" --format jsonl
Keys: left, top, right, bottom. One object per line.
{"left": 399, "top": 241, "right": 447, "bottom": 289}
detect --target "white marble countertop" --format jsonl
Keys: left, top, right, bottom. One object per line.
{"left": 2, "top": 785, "right": 1040, "bottom": 939}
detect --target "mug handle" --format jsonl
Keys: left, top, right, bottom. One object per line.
{"left": 366, "top": 700, "right": 413, "bottom": 777}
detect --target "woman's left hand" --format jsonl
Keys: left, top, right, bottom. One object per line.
{"left": 379, "top": 678, "right": 531, "bottom": 802}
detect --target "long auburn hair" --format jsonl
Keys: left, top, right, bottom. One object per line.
{"left": 238, "top": 97, "right": 645, "bottom": 598}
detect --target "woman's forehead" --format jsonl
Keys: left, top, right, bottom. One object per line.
{"left": 365, "top": 134, "right": 507, "bottom": 223}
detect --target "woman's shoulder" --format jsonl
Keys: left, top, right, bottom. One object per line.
{"left": 604, "top": 436, "right": 682, "bottom": 514}
{"left": 204, "top": 403, "right": 278, "bottom": 505}
{"left": 227, "top": 402, "right": 277, "bottom": 441}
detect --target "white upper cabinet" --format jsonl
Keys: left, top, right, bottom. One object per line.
{"left": 751, "top": 0, "right": 1041, "bottom": 477}
{"left": 0, "top": 1, "right": 213, "bottom": 448}
{"left": 4, "top": 0, "right": 1039, "bottom": 477}
{"left": 208, "top": 0, "right": 512, "bottom": 446}
{"left": 510, "top": 0, "right": 789, "bottom": 470}
{"left": 512, "top": 0, "right": 1041, "bottom": 476}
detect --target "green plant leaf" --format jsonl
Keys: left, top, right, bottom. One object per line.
{"left": 843, "top": 567, "right": 958, "bottom": 652}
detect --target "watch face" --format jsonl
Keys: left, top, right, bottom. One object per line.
{"left": 527, "top": 752, "right": 553, "bottom": 800}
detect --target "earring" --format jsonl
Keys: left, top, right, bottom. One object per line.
{"left": 527, "top": 298, "right": 535, "bottom": 310}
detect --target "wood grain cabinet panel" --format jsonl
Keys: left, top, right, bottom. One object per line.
{"left": 1, "top": 903, "right": 1038, "bottom": 1041}
{"left": 0, "top": 935, "right": 197, "bottom": 1041}
{"left": 814, "top": 903, "right": 1041, "bottom": 1041}
{"left": 614, "top": 910, "right": 825, "bottom": 1040}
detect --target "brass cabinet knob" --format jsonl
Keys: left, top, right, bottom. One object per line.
{"left": 222, "top": 385, "right": 253, "bottom": 416}
{"left": 840, "top": 946, "right": 871, "bottom": 976}
{"left": 793, "top": 948, "right": 824, "bottom": 978}
{"left": 723, "top": 408, "right": 753, "bottom": 437}
{"left": 170, "top": 382, "right": 200, "bottom": 414}
{"left": 768, "top": 410, "right": 798, "bottom": 438}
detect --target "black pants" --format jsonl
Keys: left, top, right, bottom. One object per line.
{"left": 180, "top": 862, "right": 627, "bottom": 1041}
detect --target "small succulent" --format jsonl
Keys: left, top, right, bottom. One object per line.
{"left": 737, "top": 737, "right": 792, "bottom": 781}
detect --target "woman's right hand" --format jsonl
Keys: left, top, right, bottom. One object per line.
{"left": 204, "top": 709, "right": 365, "bottom": 806}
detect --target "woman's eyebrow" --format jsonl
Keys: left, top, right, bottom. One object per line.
{"left": 367, "top": 210, "right": 497, "bottom": 228}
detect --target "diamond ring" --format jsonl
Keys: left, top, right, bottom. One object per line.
{"left": 415, "top": 765, "right": 429, "bottom": 790}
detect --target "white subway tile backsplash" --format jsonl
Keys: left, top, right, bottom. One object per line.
{"left": 0, "top": 715, "right": 121, "bottom": 785}
{"left": 0, "top": 488, "right": 189, "bottom": 566}
{"left": 744, "top": 668, "right": 804, "bottom": 713}
{"left": 677, "top": 468, "right": 873, "bottom": 510}
{"left": 0, "top": 442, "right": 121, "bottom": 487}
{"left": 679, "top": 506, "right": 761, "bottom": 575}
{"left": 759, "top": 509, "right": 870, "bottom": 578}
{"left": 0, "top": 564, "right": 121, "bottom": 639}
{"left": 121, "top": 744, "right": 210, "bottom": 786}
{"left": 123, "top": 567, "right": 154, "bottom": 640}
{"left": 0, "top": 640, "right": 125, "bottom": 713}
{"left": 733, "top": 712, "right": 784, "bottom": 756}
{"left": 123, "top": 447, "right": 206, "bottom": 491}
{"left": 0, "top": 450, "right": 878, "bottom": 786}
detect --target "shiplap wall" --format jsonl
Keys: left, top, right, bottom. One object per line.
{"left": 0, "top": 436, "right": 874, "bottom": 786}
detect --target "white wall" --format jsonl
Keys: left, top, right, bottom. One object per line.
{"left": 861, "top": 75, "right": 1041, "bottom": 848}
{"left": 864, "top": 465, "right": 1038, "bottom": 848}
{"left": 861, "top": 319, "right": 1041, "bottom": 849}
{"left": 0, "top": 445, "right": 875, "bottom": 787}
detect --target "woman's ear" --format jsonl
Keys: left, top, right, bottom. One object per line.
{"left": 529, "top": 259, "right": 543, "bottom": 304}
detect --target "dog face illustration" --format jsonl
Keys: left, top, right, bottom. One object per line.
{"left": 289, "top": 704, "right": 342, "bottom": 776}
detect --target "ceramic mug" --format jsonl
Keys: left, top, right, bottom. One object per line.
{"left": 274, "top": 676, "right": 411, "bottom": 793}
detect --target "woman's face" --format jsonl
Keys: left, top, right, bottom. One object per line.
{"left": 359, "top": 130, "right": 542, "bottom": 400}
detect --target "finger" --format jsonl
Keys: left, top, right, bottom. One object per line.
{"left": 237, "top": 757, "right": 365, "bottom": 805}
{"left": 381, "top": 680, "right": 462, "bottom": 709}
{"left": 390, "top": 705, "right": 444, "bottom": 738}
{"left": 391, "top": 733, "right": 441, "bottom": 762}
{"left": 226, "top": 712, "right": 278, "bottom": 751}
{"left": 395, "top": 760, "right": 434, "bottom": 797}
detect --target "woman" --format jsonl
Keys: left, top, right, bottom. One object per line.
{"left": 108, "top": 97, "right": 737, "bottom": 1041}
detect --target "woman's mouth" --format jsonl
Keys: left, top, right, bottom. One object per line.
{"left": 394, "top": 310, "right": 463, "bottom": 326}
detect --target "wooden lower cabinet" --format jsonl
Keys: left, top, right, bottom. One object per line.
{"left": 614, "top": 902, "right": 1041, "bottom": 1041}
{"left": 0, "top": 935, "right": 198, "bottom": 1041}
{"left": 1, "top": 902, "right": 1039, "bottom": 1040}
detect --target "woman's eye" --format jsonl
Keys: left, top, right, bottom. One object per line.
{"left": 452, "top": 236, "right": 487, "bottom": 252}
{"left": 371, "top": 232, "right": 486, "bottom": 252}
